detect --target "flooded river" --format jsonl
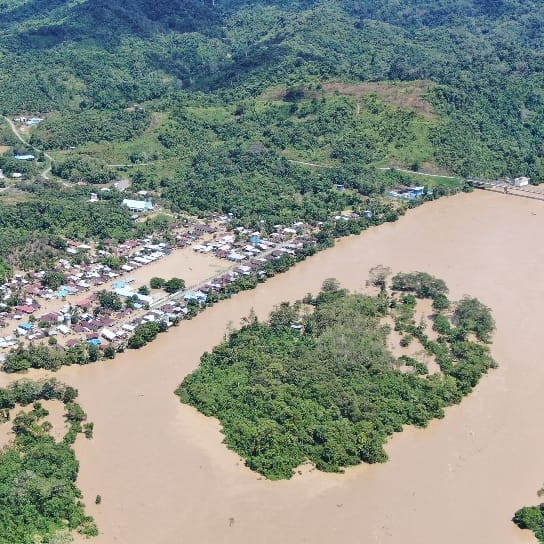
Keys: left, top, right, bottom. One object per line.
{"left": 8, "top": 190, "right": 544, "bottom": 543}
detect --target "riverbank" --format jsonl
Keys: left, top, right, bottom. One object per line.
{"left": 4, "top": 190, "right": 543, "bottom": 543}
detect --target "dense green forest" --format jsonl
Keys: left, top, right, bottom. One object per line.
{"left": 0, "top": 379, "right": 96, "bottom": 543}
{"left": 0, "top": 0, "right": 542, "bottom": 224}
{"left": 177, "top": 272, "right": 497, "bottom": 479}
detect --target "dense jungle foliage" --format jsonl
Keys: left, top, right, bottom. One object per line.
{"left": 0, "top": 1, "right": 541, "bottom": 201}
{"left": 177, "top": 273, "right": 497, "bottom": 479}
{"left": 0, "top": 379, "right": 96, "bottom": 543}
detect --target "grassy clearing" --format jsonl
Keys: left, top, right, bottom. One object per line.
{"left": 261, "top": 80, "right": 436, "bottom": 118}
{"left": 387, "top": 169, "right": 464, "bottom": 189}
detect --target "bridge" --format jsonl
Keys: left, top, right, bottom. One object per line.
{"left": 467, "top": 177, "right": 544, "bottom": 201}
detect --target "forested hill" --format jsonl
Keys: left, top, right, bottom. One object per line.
{"left": 0, "top": 0, "right": 543, "bottom": 177}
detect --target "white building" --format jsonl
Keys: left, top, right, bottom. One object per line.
{"left": 101, "top": 328, "right": 116, "bottom": 341}
{"left": 121, "top": 199, "right": 154, "bottom": 213}
{"left": 513, "top": 176, "right": 530, "bottom": 187}
{"left": 57, "top": 324, "right": 71, "bottom": 336}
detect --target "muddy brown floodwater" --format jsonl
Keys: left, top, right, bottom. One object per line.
{"left": 5, "top": 190, "right": 544, "bottom": 543}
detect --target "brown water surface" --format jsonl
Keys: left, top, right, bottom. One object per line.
{"left": 8, "top": 191, "right": 543, "bottom": 543}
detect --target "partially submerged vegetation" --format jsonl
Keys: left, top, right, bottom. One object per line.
{"left": 177, "top": 271, "right": 497, "bottom": 480}
{"left": 514, "top": 503, "right": 544, "bottom": 542}
{"left": 0, "top": 379, "right": 96, "bottom": 543}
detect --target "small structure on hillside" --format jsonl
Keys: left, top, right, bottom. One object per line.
{"left": 26, "top": 117, "right": 44, "bottom": 126}
{"left": 388, "top": 186, "right": 426, "bottom": 200}
{"left": 121, "top": 199, "right": 154, "bottom": 213}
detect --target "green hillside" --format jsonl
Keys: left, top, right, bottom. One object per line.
{"left": 0, "top": 0, "right": 542, "bottom": 180}
{"left": 0, "top": 1, "right": 542, "bottom": 267}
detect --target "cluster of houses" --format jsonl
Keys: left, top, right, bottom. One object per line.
{"left": 180, "top": 223, "right": 319, "bottom": 305}
{"left": 13, "top": 116, "right": 44, "bottom": 127}
{"left": 0, "top": 213, "right": 329, "bottom": 365}
{"left": 0, "top": 220, "right": 228, "bottom": 358}
{"left": 0, "top": 295, "right": 190, "bottom": 353}
{"left": 388, "top": 186, "right": 427, "bottom": 200}
{"left": 192, "top": 222, "right": 317, "bottom": 263}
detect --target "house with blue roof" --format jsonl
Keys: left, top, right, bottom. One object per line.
{"left": 121, "top": 199, "right": 154, "bottom": 213}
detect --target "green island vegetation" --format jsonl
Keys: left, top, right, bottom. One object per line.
{"left": 176, "top": 270, "right": 497, "bottom": 480}
{"left": 514, "top": 503, "right": 544, "bottom": 542}
{"left": 0, "top": 378, "right": 96, "bottom": 543}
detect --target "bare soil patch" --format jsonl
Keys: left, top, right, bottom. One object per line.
{"left": 322, "top": 81, "right": 436, "bottom": 117}
{"left": 262, "top": 80, "right": 436, "bottom": 118}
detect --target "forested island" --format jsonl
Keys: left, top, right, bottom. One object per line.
{"left": 177, "top": 271, "right": 497, "bottom": 479}
{"left": 0, "top": 379, "right": 96, "bottom": 543}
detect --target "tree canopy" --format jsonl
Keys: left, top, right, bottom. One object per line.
{"left": 177, "top": 274, "right": 497, "bottom": 479}
{"left": 0, "top": 379, "right": 96, "bottom": 543}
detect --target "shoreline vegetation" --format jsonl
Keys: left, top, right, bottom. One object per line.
{"left": 176, "top": 271, "right": 497, "bottom": 480}
{"left": 514, "top": 503, "right": 544, "bottom": 542}
{"left": 0, "top": 378, "right": 96, "bottom": 543}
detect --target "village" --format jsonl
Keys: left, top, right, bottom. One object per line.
{"left": 0, "top": 212, "right": 321, "bottom": 366}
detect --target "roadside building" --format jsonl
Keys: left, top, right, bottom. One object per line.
{"left": 121, "top": 199, "right": 154, "bottom": 213}
{"left": 513, "top": 176, "right": 530, "bottom": 187}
